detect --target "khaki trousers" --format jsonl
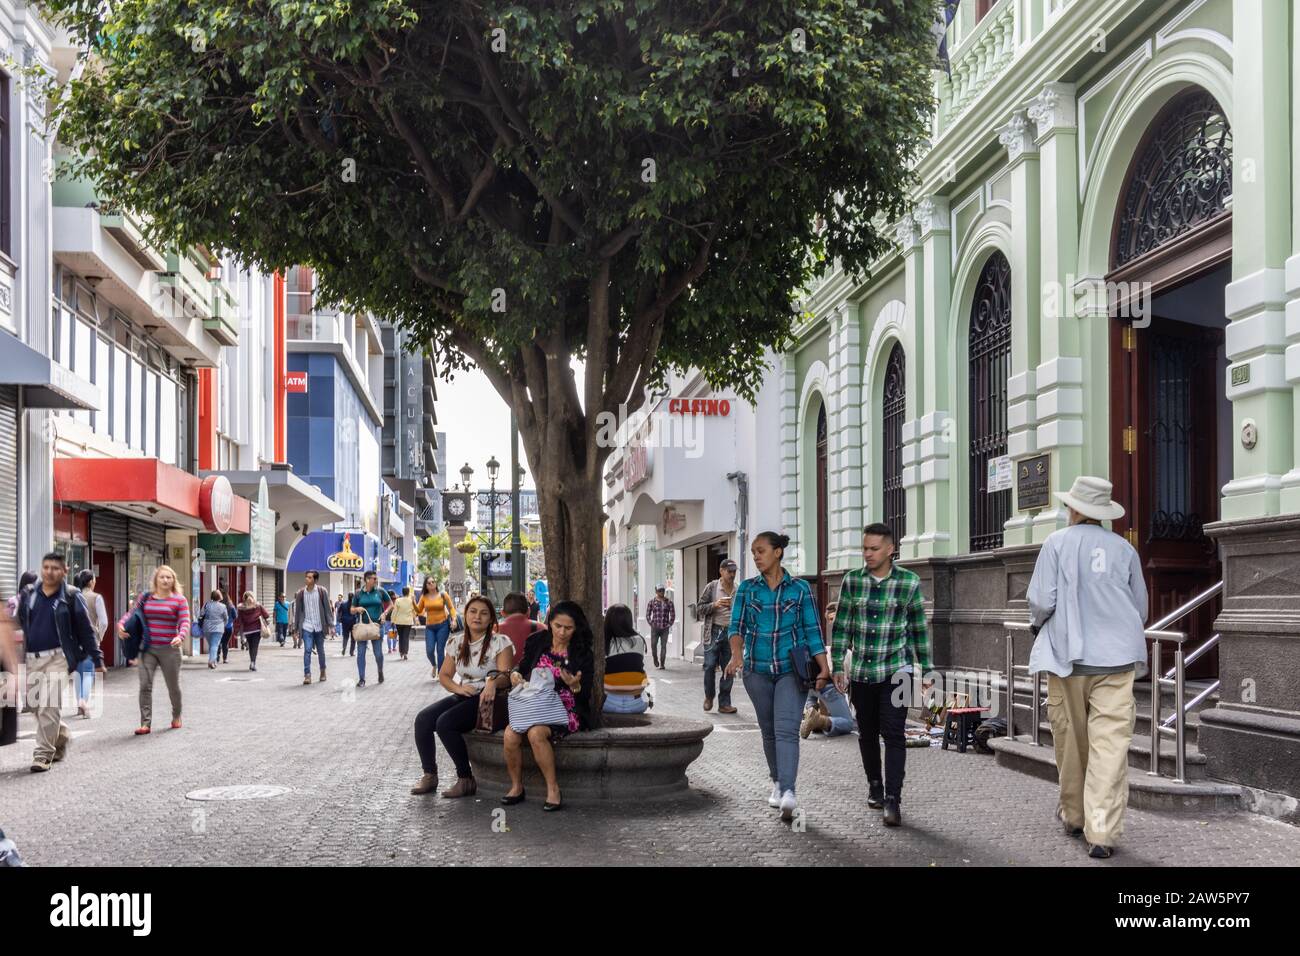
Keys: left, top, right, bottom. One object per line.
{"left": 26, "top": 652, "right": 69, "bottom": 761}
{"left": 139, "top": 643, "right": 183, "bottom": 727}
{"left": 1046, "top": 670, "right": 1136, "bottom": 847}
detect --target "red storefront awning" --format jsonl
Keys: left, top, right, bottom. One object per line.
{"left": 54, "top": 458, "right": 251, "bottom": 534}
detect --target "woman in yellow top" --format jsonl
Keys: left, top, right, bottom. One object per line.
{"left": 391, "top": 586, "right": 418, "bottom": 661}
{"left": 415, "top": 576, "right": 458, "bottom": 678}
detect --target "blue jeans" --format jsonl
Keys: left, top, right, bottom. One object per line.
{"left": 702, "top": 626, "right": 733, "bottom": 706}
{"left": 302, "top": 630, "right": 326, "bottom": 675}
{"left": 425, "top": 621, "right": 450, "bottom": 668}
{"left": 357, "top": 638, "right": 384, "bottom": 680}
{"left": 206, "top": 632, "right": 225, "bottom": 664}
{"left": 603, "top": 692, "right": 649, "bottom": 714}
{"left": 743, "top": 670, "right": 804, "bottom": 794}
{"left": 807, "top": 685, "right": 856, "bottom": 736}
{"left": 275, "top": 621, "right": 288, "bottom": 645}
{"left": 76, "top": 656, "right": 95, "bottom": 704}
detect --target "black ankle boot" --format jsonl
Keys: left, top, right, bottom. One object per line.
{"left": 867, "top": 783, "right": 885, "bottom": 810}
{"left": 882, "top": 797, "right": 902, "bottom": 827}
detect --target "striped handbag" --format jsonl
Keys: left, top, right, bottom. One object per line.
{"left": 506, "top": 667, "right": 570, "bottom": 733}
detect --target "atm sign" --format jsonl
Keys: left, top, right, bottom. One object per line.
{"left": 285, "top": 372, "right": 308, "bottom": 393}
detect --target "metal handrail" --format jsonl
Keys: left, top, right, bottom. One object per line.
{"left": 1004, "top": 618, "right": 1191, "bottom": 783}
{"left": 1148, "top": 580, "right": 1223, "bottom": 633}
{"left": 1169, "top": 634, "right": 1220, "bottom": 677}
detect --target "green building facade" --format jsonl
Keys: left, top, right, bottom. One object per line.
{"left": 782, "top": 0, "right": 1300, "bottom": 803}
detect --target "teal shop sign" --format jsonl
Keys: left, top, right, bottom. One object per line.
{"left": 197, "top": 532, "right": 251, "bottom": 563}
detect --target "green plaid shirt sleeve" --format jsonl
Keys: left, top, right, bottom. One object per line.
{"left": 830, "top": 571, "right": 864, "bottom": 673}
{"left": 907, "top": 577, "right": 933, "bottom": 674}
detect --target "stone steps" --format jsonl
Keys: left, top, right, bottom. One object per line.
{"left": 989, "top": 735, "right": 1244, "bottom": 813}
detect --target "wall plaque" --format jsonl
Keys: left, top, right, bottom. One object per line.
{"left": 1017, "top": 453, "right": 1051, "bottom": 511}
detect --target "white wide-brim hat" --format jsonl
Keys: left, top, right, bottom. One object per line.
{"left": 1054, "top": 475, "right": 1125, "bottom": 521}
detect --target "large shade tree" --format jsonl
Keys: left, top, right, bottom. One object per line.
{"left": 45, "top": 0, "right": 935, "bottom": 702}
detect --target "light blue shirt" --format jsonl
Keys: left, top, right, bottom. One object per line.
{"left": 1027, "top": 523, "right": 1149, "bottom": 678}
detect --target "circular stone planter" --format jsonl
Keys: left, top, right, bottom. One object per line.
{"left": 463, "top": 713, "right": 713, "bottom": 801}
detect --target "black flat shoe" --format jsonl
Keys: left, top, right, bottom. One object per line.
{"left": 501, "top": 790, "right": 526, "bottom": 806}
{"left": 543, "top": 800, "right": 563, "bottom": 812}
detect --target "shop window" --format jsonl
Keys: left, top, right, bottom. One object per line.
{"left": 881, "top": 342, "right": 907, "bottom": 545}
{"left": 1115, "top": 89, "right": 1232, "bottom": 268}
{"left": 968, "top": 251, "right": 1011, "bottom": 553}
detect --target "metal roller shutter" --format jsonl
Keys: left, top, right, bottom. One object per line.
{"left": 0, "top": 387, "right": 18, "bottom": 601}
{"left": 128, "top": 518, "right": 166, "bottom": 553}
{"left": 90, "top": 510, "right": 129, "bottom": 552}
{"left": 258, "top": 567, "right": 278, "bottom": 608}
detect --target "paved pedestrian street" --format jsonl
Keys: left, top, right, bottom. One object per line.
{"left": 4, "top": 641, "right": 1298, "bottom": 867}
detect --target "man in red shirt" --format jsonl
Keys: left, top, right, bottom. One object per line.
{"left": 496, "top": 592, "right": 543, "bottom": 660}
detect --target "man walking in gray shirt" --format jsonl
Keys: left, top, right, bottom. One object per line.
{"left": 697, "top": 559, "right": 739, "bottom": 714}
{"left": 1027, "top": 476, "right": 1148, "bottom": 860}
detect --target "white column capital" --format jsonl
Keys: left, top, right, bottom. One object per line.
{"left": 998, "top": 111, "right": 1039, "bottom": 163}
{"left": 894, "top": 213, "right": 919, "bottom": 251}
{"left": 1027, "top": 82, "right": 1077, "bottom": 139}
{"left": 915, "top": 196, "right": 951, "bottom": 237}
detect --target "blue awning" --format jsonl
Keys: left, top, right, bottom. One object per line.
{"left": 285, "top": 530, "right": 379, "bottom": 574}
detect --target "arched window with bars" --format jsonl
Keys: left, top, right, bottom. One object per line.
{"left": 881, "top": 342, "right": 907, "bottom": 545}
{"left": 968, "top": 251, "right": 1011, "bottom": 553}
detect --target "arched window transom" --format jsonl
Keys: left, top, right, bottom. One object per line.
{"left": 1115, "top": 89, "right": 1232, "bottom": 267}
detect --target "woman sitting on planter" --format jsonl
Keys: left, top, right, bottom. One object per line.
{"left": 410, "top": 595, "right": 514, "bottom": 799}
{"left": 501, "top": 600, "right": 595, "bottom": 811}
{"left": 601, "top": 603, "right": 650, "bottom": 714}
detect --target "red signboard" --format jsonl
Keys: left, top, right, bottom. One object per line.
{"left": 284, "top": 372, "right": 308, "bottom": 393}
{"left": 667, "top": 397, "right": 731, "bottom": 416}
{"left": 199, "top": 475, "right": 235, "bottom": 534}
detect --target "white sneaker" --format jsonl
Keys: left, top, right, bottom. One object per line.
{"left": 767, "top": 781, "right": 781, "bottom": 808}
{"left": 779, "top": 789, "right": 798, "bottom": 822}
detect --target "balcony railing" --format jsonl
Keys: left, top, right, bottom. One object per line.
{"left": 936, "top": 0, "right": 1017, "bottom": 133}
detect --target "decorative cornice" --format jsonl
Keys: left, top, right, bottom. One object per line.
{"left": 1026, "top": 82, "right": 1077, "bottom": 139}
{"left": 998, "top": 111, "right": 1039, "bottom": 163}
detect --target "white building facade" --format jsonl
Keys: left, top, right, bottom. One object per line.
{"left": 603, "top": 366, "right": 784, "bottom": 660}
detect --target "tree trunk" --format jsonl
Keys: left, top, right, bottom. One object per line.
{"left": 532, "top": 444, "right": 608, "bottom": 725}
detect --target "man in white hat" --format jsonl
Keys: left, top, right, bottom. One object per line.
{"left": 1027, "top": 476, "right": 1148, "bottom": 860}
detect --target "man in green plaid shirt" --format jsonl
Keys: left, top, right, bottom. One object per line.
{"left": 831, "top": 522, "right": 933, "bottom": 827}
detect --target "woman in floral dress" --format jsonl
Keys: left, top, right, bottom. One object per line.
{"left": 501, "top": 600, "right": 594, "bottom": 811}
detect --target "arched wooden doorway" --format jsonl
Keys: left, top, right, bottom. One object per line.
{"left": 1108, "top": 87, "right": 1232, "bottom": 679}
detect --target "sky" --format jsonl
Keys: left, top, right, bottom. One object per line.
{"left": 435, "top": 359, "right": 584, "bottom": 495}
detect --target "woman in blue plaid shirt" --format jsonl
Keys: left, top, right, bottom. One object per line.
{"left": 724, "top": 531, "right": 830, "bottom": 822}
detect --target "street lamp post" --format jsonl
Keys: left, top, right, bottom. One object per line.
{"left": 510, "top": 411, "right": 524, "bottom": 593}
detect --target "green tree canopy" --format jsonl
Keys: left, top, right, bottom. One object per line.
{"left": 44, "top": 0, "right": 936, "bottom": 700}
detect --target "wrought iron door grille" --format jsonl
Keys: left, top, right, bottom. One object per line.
{"left": 1148, "top": 333, "right": 1205, "bottom": 542}
{"left": 969, "top": 252, "right": 1011, "bottom": 553}
{"left": 1115, "top": 89, "right": 1232, "bottom": 267}
{"left": 882, "top": 342, "right": 907, "bottom": 544}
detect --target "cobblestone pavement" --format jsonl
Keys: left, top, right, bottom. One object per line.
{"left": 4, "top": 639, "right": 1299, "bottom": 866}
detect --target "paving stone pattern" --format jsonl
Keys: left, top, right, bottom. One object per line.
{"left": 4, "top": 640, "right": 1299, "bottom": 866}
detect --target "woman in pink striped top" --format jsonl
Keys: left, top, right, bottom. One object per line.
{"left": 117, "top": 565, "right": 189, "bottom": 735}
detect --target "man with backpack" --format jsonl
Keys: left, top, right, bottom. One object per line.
{"left": 15, "top": 553, "right": 102, "bottom": 772}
